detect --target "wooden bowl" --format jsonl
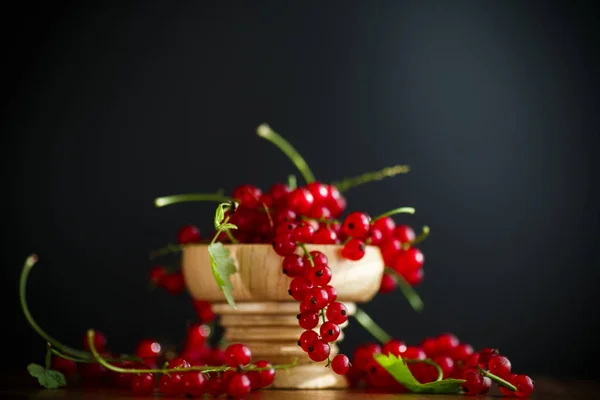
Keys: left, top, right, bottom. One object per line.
{"left": 182, "top": 244, "right": 385, "bottom": 389}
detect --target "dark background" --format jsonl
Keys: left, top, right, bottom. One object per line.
{"left": 2, "top": 1, "right": 598, "bottom": 379}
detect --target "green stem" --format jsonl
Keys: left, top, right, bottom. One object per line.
{"left": 301, "top": 216, "right": 339, "bottom": 225}
{"left": 373, "top": 207, "right": 416, "bottom": 221}
{"left": 45, "top": 343, "right": 52, "bottom": 369}
{"left": 480, "top": 368, "right": 517, "bottom": 392}
{"left": 148, "top": 243, "right": 182, "bottom": 260}
{"left": 154, "top": 193, "right": 234, "bottom": 208}
{"left": 287, "top": 175, "right": 297, "bottom": 190}
{"left": 19, "top": 255, "right": 92, "bottom": 360}
{"left": 257, "top": 124, "right": 316, "bottom": 184}
{"left": 403, "top": 225, "right": 430, "bottom": 250}
{"left": 211, "top": 216, "right": 233, "bottom": 245}
{"left": 352, "top": 308, "right": 392, "bottom": 344}
{"left": 50, "top": 348, "right": 141, "bottom": 364}
{"left": 297, "top": 243, "right": 314, "bottom": 267}
{"left": 404, "top": 358, "right": 443, "bottom": 382}
{"left": 331, "top": 164, "right": 410, "bottom": 192}
{"left": 385, "top": 268, "right": 424, "bottom": 313}
{"left": 224, "top": 229, "right": 239, "bottom": 244}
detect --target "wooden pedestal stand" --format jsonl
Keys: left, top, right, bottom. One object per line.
{"left": 182, "top": 244, "right": 384, "bottom": 389}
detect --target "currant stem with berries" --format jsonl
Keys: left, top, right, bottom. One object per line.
{"left": 479, "top": 367, "right": 518, "bottom": 392}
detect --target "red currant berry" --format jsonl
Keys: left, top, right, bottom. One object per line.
{"left": 158, "top": 373, "right": 182, "bottom": 396}
{"left": 478, "top": 348, "right": 500, "bottom": 367}
{"left": 499, "top": 373, "right": 517, "bottom": 396}
{"left": 291, "top": 224, "right": 315, "bottom": 242}
{"left": 402, "top": 346, "right": 426, "bottom": 360}
{"left": 111, "top": 364, "right": 134, "bottom": 388}
{"left": 326, "top": 302, "right": 348, "bottom": 324}
{"left": 258, "top": 193, "right": 273, "bottom": 208}
{"left": 184, "top": 323, "right": 210, "bottom": 349}
{"left": 312, "top": 227, "right": 338, "bottom": 244}
{"left": 320, "top": 321, "right": 341, "bottom": 342}
{"left": 328, "top": 191, "right": 347, "bottom": 218}
{"left": 307, "top": 340, "right": 331, "bottom": 362}
{"left": 83, "top": 330, "right": 107, "bottom": 353}
{"left": 301, "top": 288, "right": 329, "bottom": 311}
{"left": 205, "top": 376, "right": 225, "bottom": 397}
{"left": 379, "top": 273, "right": 396, "bottom": 293}
{"left": 274, "top": 208, "right": 296, "bottom": 223}
{"left": 272, "top": 233, "right": 297, "bottom": 256}
{"left": 136, "top": 339, "right": 162, "bottom": 359}
{"left": 379, "top": 238, "right": 403, "bottom": 265}
{"left": 161, "top": 272, "right": 186, "bottom": 295}
{"left": 323, "top": 285, "right": 338, "bottom": 303}
{"left": 79, "top": 363, "right": 106, "bottom": 381}
{"left": 353, "top": 343, "right": 382, "bottom": 371}
{"left": 288, "top": 277, "right": 314, "bottom": 301}
{"left": 308, "top": 251, "right": 328, "bottom": 266}
{"left": 224, "top": 344, "right": 252, "bottom": 367}
{"left": 342, "top": 212, "right": 371, "bottom": 238}
{"left": 308, "top": 205, "right": 332, "bottom": 219}
{"left": 513, "top": 374, "right": 534, "bottom": 397}
{"left": 297, "top": 311, "right": 320, "bottom": 330}
{"left": 130, "top": 373, "right": 155, "bottom": 396}
{"left": 331, "top": 354, "right": 350, "bottom": 375}
{"left": 462, "top": 369, "right": 491, "bottom": 395}
{"left": 420, "top": 337, "right": 437, "bottom": 356}
{"left": 298, "top": 330, "right": 319, "bottom": 352}
{"left": 382, "top": 339, "right": 407, "bottom": 356}
{"left": 250, "top": 360, "right": 275, "bottom": 388}
{"left": 306, "top": 182, "right": 330, "bottom": 205}
{"left": 368, "top": 226, "right": 385, "bottom": 246}
{"left": 182, "top": 371, "right": 207, "bottom": 396}
{"left": 341, "top": 238, "right": 366, "bottom": 261}
{"left": 287, "top": 188, "right": 314, "bottom": 215}
{"left": 282, "top": 254, "right": 306, "bottom": 277}
{"left": 373, "top": 217, "right": 395, "bottom": 237}
{"left": 403, "top": 268, "right": 424, "bottom": 286}
{"left": 167, "top": 357, "right": 190, "bottom": 369}
{"left": 393, "top": 225, "right": 416, "bottom": 243}
{"left": 233, "top": 184, "right": 262, "bottom": 208}
{"left": 275, "top": 222, "right": 297, "bottom": 236}
{"left": 268, "top": 183, "right": 291, "bottom": 205}
{"left": 393, "top": 247, "right": 424, "bottom": 274}
{"left": 464, "top": 353, "right": 481, "bottom": 368}
{"left": 51, "top": 356, "right": 77, "bottom": 379}
{"left": 149, "top": 266, "right": 166, "bottom": 285}
{"left": 178, "top": 224, "right": 202, "bottom": 244}
{"left": 434, "top": 333, "right": 459, "bottom": 356}
{"left": 365, "top": 358, "right": 397, "bottom": 388}
{"left": 306, "top": 265, "right": 332, "bottom": 286}
{"left": 451, "top": 343, "right": 474, "bottom": 362}
{"left": 192, "top": 299, "right": 215, "bottom": 324}
{"left": 227, "top": 373, "right": 252, "bottom": 399}
{"left": 488, "top": 355, "right": 512, "bottom": 377}
{"left": 432, "top": 356, "right": 454, "bottom": 378}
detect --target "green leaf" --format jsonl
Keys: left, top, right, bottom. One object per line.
{"left": 219, "top": 223, "right": 238, "bottom": 231}
{"left": 27, "top": 363, "right": 67, "bottom": 389}
{"left": 374, "top": 354, "right": 464, "bottom": 394}
{"left": 207, "top": 243, "right": 237, "bottom": 309}
{"left": 214, "top": 202, "right": 229, "bottom": 229}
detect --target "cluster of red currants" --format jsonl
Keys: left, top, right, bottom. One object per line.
{"left": 345, "top": 333, "right": 533, "bottom": 397}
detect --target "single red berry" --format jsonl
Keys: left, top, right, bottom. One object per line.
{"left": 393, "top": 225, "right": 416, "bottom": 243}
{"left": 226, "top": 373, "right": 252, "bottom": 399}
{"left": 224, "top": 344, "right": 252, "bottom": 367}
{"left": 464, "top": 353, "right": 481, "bottom": 368}
{"left": 499, "top": 373, "right": 518, "bottom": 396}
{"left": 272, "top": 233, "right": 297, "bottom": 256}
{"left": 365, "top": 358, "right": 397, "bottom": 388}
{"left": 308, "top": 205, "right": 332, "bottom": 219}
{"left": 205, "top": 375, "right": 225, "bottom": 397}
{"left": 162, "top": 272, "right": 186, "bottom": 294}
{"left": 233, "top": 184, "right": 262, "bottom": 208}
{"left": 287, "top": 188, "right": 314, "bottom": 215}
{"left": 514, "top": 375, "right": 534, "bottom": 397}
{"left": 306, "top": 182, "right": 330, "bottom": 205}
{"left": 382, "top": 339, "right": 406, "bottom": 356}
{"left": 288, "top": 277, "right": 314, "bottom": 301}
{"left": 182, "top": 371, "right": 206, "bottom": 396}
{"left": 275, "top": 221, "right": 297, "bottom": 236}
{"left": 393, "top": 247, "right": 424, "bottom": 274}
{"left": 306, "top": 265, "right": 332, "bottom": 286}
{"left": 312, "top": 227, "right": 338, "bottom": 244}
{"left": 331, "top": 354, "right": 350, "bottom": 375}
{"left": 111, "top": 364, "right": 134, "bottom": 388}
{"left": 451, "top": 343, "right": 474, "bottom": 362}
{"left": 250, "top": 360, "right": 275, "bottom": 388}
{"left": 178, "top": 224, "right": 202, "bottom": 244}
{"left": 79, "top": 362, "right": 107, "bottom": 381}
{"left": 368, "top": 226, "right": 385, "bottom": 245}
{"left": 326, "top": 302, "right": 348, "bottom": 324}
{"left": 51, "top": 356, "right": 76, "bottom": 379}
{"left": 136, "top": 339, "right": 162, "bottom": 359}
{"left": 478, "top": 348, "right": 499, "bottom": 366}
{"left": 149, "top": 266, "right": 166, "bottom": 285}
{"left": 489, "top": 355, "right": 512, "bottom": 377}
{"left": 342, "top": 212, "right": 371, "bottom": 238}
{"left": 268, "top": 183, "right": 291, "bottom": 206}
{"left": 291, "top": 224, "right": 315, "bottom": 242}
{"left": 323, "top": 285, "right": 338, "bottom": 303}
{"left": 274, "top": 208, "right": 296, "bottom": 223}
{"left": 379, "top": 238, "right": 403, "bottom": 265}
{"left": 301, "top": 287, "right": 330, "bottom": 311}
{"left": 83, "top": 331, "right": 107, "bottom": 353}
{"left": 462, "top": 369, "right": 491, "bottom": 395}
{"left": 402, "top": 346, "right": 426, "bottom": 360}
{"left": 433, "top": 333, "right": 459, "bottom": 356}
{"left": 130, "top": 373, "right": 155, "bottom": 396}
{"left": 432, "top": 356, "right": 455, "bottom": 378}
{"left": 307, "top": 340, "right": 330, "bottom": 362}
{"left": 168, "top": 357, "right": 190, "bottom": 369}
{"left": 282, "top": 254, "right": 306, "bottom": 277}
{"left": 299, "top": 301, "right": 310, "bottom": 314}
{"left": 341, "top": 238, "right": 366, "bottom": 261}
{"left": 320, "top": 321, "right": 341, "bottom": 342}
{"left": 158, "top": 373, "right": 183, "bottom": 396}
{"left": 308, "top": 251, "right": 328, "bottom": 266}
{"left": 403, "top": 268, "right": 424, "bottom": 286}
{"left": 420, "top": 337, "right": 437, "bottom": 356}
{"left": 373, "top": 217, "right": 395, "bottom": 238}
{"left": 192, "top": 299, "right": 215, "bottom": 324}
{"left": 298, "top": 330, "right": 319, "bottom": 352}
{"left": 184, "top": 323, "right": 210, "bottom": 349}
{"left": 297, "top": 311, "right": 320, "bottom": 330}
{"left": 328, "top": 190, "right": 347, "bottom": 218}
{"left": 353, "top": 343, "right": 382, "bottom": 371}
{"left": 378, "top": 274, "right": 396, "bottom": 293}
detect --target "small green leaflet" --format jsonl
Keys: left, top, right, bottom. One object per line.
{"left": 374, "top": 354, "right": 465, "bottom": 394}
{"left": 208, "top": 242, "right": 237, "bottom": 309}
{"left": 214, "top": 202, "right": 229, "bottom": 229}
{"left": 27, "top": 363, "right": 67, "bottom": 389}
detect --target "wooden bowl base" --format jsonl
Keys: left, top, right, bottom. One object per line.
{"left": 213, "top": 301, "right": 356, "bottom": 389}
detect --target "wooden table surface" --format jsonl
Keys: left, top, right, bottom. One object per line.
{"left": 0, "top": 377, "right": 598, "bottom": 400}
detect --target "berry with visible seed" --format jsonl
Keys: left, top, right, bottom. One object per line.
{"left": 272, "top": 233, "right": 297, "bottom": 256}
{"left": 306, "top": 265, "right": 332, "bottom": 286}
{"left": 312, "top": 227, "right": 338, "bottom": 244}
{"left": 326, "top": 302, "right": 348, "bottom": 324}
{"left": 298, "top": 330, "right": 319, "bottom": 352}
{"left": 341, "top": 238, "right": 366, "bottom": 260}
{"left": 307, "top": 340, "right": 330, "bottom": 362}
{"left": 320, "top": 321, "right": 341, "bottom": 342}
{"left": 342, "top": 212, "right": 371, "bottom": 238}
{"left": 282, "top": 254, "right": 306, "bottom": 277}
{"left": 288, "top": 277, "right": 314, "bottom": 301}
{"left": 275, "top": 222, "right": 297, "bottom": 236}
{"left": 301, "top": 288, "right": 329, "bottom": 311}
{"left": 331, "top": 354, "right": 350, "bottom": 375}
{"left": 297, "top": 311, "right": 319, "bottom": 330}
